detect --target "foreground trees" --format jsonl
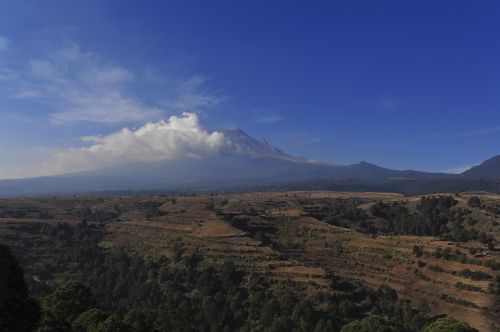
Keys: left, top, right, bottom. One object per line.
{"left": 341, "top": 315, "right": 397, "bottom": 332}
{"left": 0, "top": 243, "right": 40, "bottom": 332}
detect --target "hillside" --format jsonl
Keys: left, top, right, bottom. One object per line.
{"left": 0, "top": 191, "right": 498, "bottom": 331}
{"left": 462, "top": 156, "right": 500, "bottom": 179}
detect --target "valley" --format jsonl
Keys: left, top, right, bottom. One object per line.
{"left": 1, "top": 191, "right": 498, "bottom": 331}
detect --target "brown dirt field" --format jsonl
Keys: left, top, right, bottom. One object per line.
{"left": 273, "top": 265, "right": 326, "bottom": 276}
{"left": 193, "top": 220, "right": 247, "bottom": 238}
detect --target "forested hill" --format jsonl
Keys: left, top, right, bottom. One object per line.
{"left": 0, "top": 192, "right": 497, "bottom": 330}
{"left": 0, "top": 192, "right": 492, "bottom": 332}
{"left": 264, "top": 178, "right": 500, "bottom": 196}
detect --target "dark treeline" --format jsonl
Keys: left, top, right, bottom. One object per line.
{"left": 34, "top": 177, "right": 500, "bottom": 198}
{"left": 370, "top": 196, "right": 494, "bottom": 244}
{"left": 302, "top": 199, "right": 368, "bottom": 227}
{"left": 254, "top": 178, "right": 500, "bottom": 196}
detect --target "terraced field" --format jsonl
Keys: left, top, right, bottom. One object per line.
{"left": 0, "top": 191, "right": 498, "bottom": 331}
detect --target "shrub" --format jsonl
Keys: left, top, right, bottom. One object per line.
{"left": 455, "top": 282, "right": 481, "bottom": 292}
{"left": 417, "top": 260, "right": 426, "bottom": 268}
{"left": 428, "top": 265, "right": 444, "bottom": 273}
{"left": 465, "top": 216, "right": 477, "bottom": 226}
{"left": 413, "top": 245, "right": 423, "bottom": 257}
{"left": 483, "top": 259, "right": 500, "bottom": 270}
{"left": 458, "top": 269, "right": 492, "bottom": 281}
{"left": 422, "top": 317, "right": 477, "bottom": 332}
{"left": 341, "top": 315, "right": 397, "bottom": 332}
{"left": 467, "top": 197, "right": 481, "bottom": 208}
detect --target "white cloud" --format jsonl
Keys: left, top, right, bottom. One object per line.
{"left": 12, "top": 42, "right": 162, "bottom": 124}
{"left": 441, "top": 165, "right": 472, "bottom": 174}
{"left": 37, "top": 112, "right": 227, "bottom": 175}
{"left": 5, "top": 41, "right": 222, "bottom": 124}
{"left": 0, "top": 36, "right": 8, "bottom": 50}
{"left": 254, "top": 114, "right": 283, "bottom": 124}
{"left": 161, "top": 75, "right": 224, "bottom": 112}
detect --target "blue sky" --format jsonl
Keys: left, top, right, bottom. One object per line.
{"left": 0, "top": 0, "right": 499, "bottom": 178}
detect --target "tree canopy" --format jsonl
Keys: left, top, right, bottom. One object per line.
{"left": 422, "top": 317, "right": 477, "bottom": 332}
{"left": 0, "top": 243, "right": 40, "bottom": 332}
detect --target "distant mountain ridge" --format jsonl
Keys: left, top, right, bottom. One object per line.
{"left": 461, "top": 155, "right": 500, "bottom": 179}
{"left": 0, "top": 128, "right": 498, "bottom": 196}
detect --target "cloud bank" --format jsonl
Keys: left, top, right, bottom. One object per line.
{"left": 39, "top": 112, "right": 226, "bottom": 175}
{"left": 2, "top": 41, "right": 222, "bottom": 124}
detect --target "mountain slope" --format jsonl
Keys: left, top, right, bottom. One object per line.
{"left": 461, "top": 155, "right": 500, "bottom": 179}
{"left": 220, "top": 129, "right": 304, "bottom": 162}
{"left": 332, "top": 161, "right": 452, "bottom": 182}
{"left": 0, "top": 155, "right": 339, "bottom": 195}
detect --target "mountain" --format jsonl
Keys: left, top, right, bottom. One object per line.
{"left": 461, "top": 155, "right": 500, "bottom": 179}
{"left": 330, "top": 161, "right": 452, "bottom": 182}
{"left": 0, "top": 129, "right": 496, "bottom": 196}
{"left": 220, "top": 129, "right": 304, "bottom": 162}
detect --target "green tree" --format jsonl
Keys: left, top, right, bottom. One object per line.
{"left": 467, "top": 196, "right": 481, "bottom": 208}
{"left": 72, "top": 308, "right": 108, "bottom": 332}
{"left": 95, "top": 313, "right": 132, "bottom": 332}
{"left": 341, "top": 315, "right": 397, "bottom": 332}
{"left": 422, "top": 317, "right": 477, "bottom": 332}
{"left": 122, "top": 309, "right": 154, "bottom": 332}
{"left": 0, "top": 243, "right": 40, "bottom": 332}
{"left": 40, "top": 281, "right": 94, "bottom": 328}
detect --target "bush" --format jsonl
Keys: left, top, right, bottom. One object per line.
{"left": 455, "top": 282, "right": 481, "bottom": 292}
{"left": 413, "top": 245, "right": 423, "bottom": 257}
{"left": 417, "top": 260, "right": 426, "bottom": 268}
{"left": 465, "top": 216, "right": 477, "bottom": 226}
{"left": 458, "top": 269, "right": 492, "bottom": 281}
{"left": 483, "top": 259, "right": 500, "bottom": 270}
{"left": 428, "top": 265, "right": 444, "bottom": 273}
{"left": 467, "top": 197, "right": 481, "bottom": 208}
{"left": 341, "top": 315, "right": 397, "bottom": 332}
{"left": 422, "top": 317, "right": 477, "bottom": 332}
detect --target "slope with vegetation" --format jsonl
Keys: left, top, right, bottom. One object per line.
{"left": 0, "top": 191, "right": 497, "bottom": 331}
